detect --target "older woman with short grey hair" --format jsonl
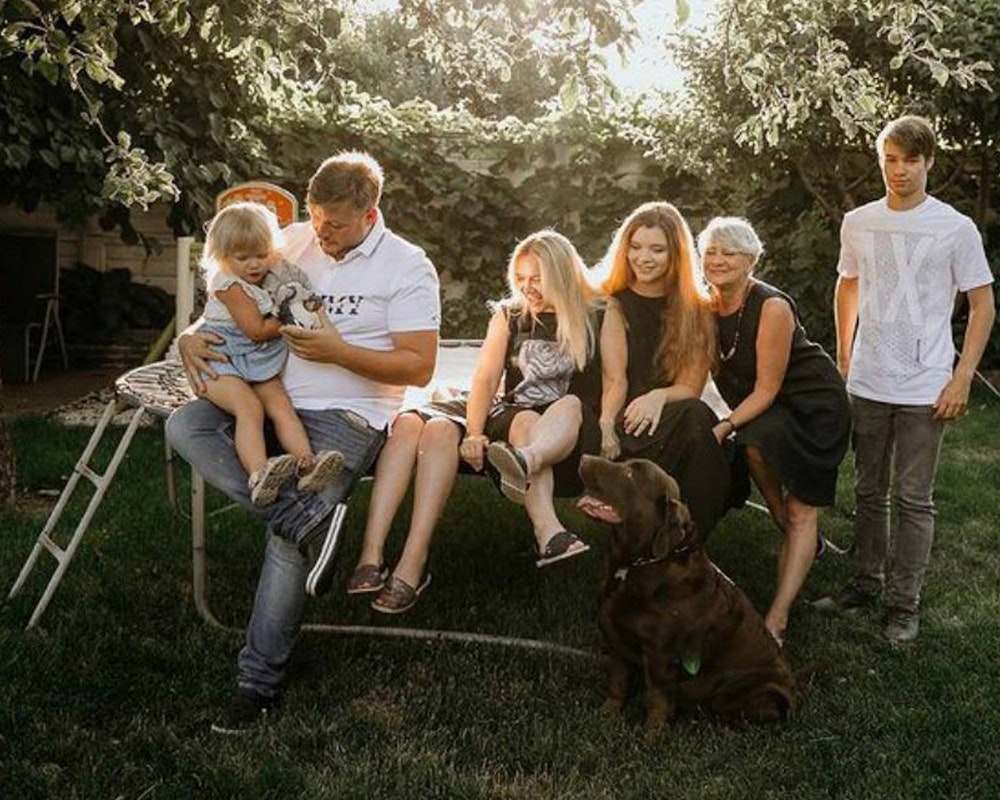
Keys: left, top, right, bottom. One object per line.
{"left": 699, "top": 216, "right": 850, "bottom": 646}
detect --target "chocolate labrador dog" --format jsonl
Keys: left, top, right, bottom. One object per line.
{"left": 578, "top": 454, "right": 797, "bottom": 730}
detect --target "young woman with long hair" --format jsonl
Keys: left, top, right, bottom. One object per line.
{"left": 584, "top": 201, "right": 736, "bottom": 537}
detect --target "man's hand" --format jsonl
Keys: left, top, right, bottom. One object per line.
{"left": 280, "top": 308, "right": 345, "bottom": 364}
{"left": 933, "top": 372, "right": 973, "bottom": 421}
{"left": 179, "top": 330, "right": 228, "bottom": 395}
{"left": 459, "top": 433, "right": 488, "bottom": 471}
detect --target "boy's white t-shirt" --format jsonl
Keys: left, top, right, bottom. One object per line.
{"left": 278, "top": 214, "right": 441, "bottom": 428}
{"left": 837, "top": 195, "right": 993, "bottom": 405}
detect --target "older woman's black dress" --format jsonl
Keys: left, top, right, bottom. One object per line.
{"left": 714, "top": 280, "right": 850, "bottom": 506}
{"left": 614, "top": 289, "right": 737, "bottom": 537}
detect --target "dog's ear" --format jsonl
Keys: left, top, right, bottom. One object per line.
{"left": 655, "top": 493, "right": 668, "bottom": 524}
{"left": 654, "top": 498, "right": 701, "bottom": 557}
{"left": 672, "top": 500, "right": 699, "bottom": 549}
{"left": 651, "top": 494, "right": 677, "bottom": 556}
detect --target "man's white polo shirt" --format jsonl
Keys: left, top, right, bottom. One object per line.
{"left": 279, "top": 212, "right": 440, "bottom": 429}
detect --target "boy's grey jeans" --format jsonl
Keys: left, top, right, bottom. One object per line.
{"left": 849, "top": 395, "right": 945, "bottom": 613}
{"left": 166, "top": 399, "right": 385, "bottom": 696}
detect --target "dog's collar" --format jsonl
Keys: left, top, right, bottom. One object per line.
{"left": 613, "top": 548, "right": 735, "bottom": 586}
{"left": 613, "top": 543, "right": 694, "bottom": 582}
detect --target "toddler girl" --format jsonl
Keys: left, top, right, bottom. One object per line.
{"left": 200, "top": 201, "right": 342, "bottom": 506}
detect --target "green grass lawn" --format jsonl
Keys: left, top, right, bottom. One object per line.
{"left": 3, "top": 388, "right": 1000, "bottom": 799}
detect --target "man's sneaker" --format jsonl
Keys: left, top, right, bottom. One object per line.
{"left": 305, "top": 503, "right": 348, "bottom": 597}
{"left": 210, "top": 688, "right": 279, "bottom": 735}
{"left": 812, "top": 582, "right": 881, "bottom": 613}
{"left": 884, "top": 607, "right": 920, "bottom": 644}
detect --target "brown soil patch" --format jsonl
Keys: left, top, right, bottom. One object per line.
{"left": 1, "top": 367, "right": 122, "bottom": 420}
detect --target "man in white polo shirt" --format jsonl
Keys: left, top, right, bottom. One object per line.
{"left": 167, "top": 152, "right": 440, "bottom": 732}
{"left": 821, "top": 116, "right": 995, "bottom": 643}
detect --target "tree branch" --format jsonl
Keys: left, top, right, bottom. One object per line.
{"left": 791, "top": 153, "right": 844, "bottom": 225}
{"left": 935, "top": 151, "right": 967, "bottom": 194}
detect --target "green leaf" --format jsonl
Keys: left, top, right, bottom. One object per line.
{"left": 929, "top": 61, "right": 949, "bottom": 86}
{"left": 857, "top": 93, "right": 878, "bottom": 115}
{"left": 175, "top": 10, "right": 191, "bottom": 38}
{"left": 676, "top": 0, "right": 691, "bottom": 26}
{"left": 2, "top": 22, "right": 29, "bottom": 42}
{"left": 682, "top": 651, "right": 700, "bottom": 676}
{"left": 84, "top": 59, "right": 109, "bottom": 84}
{"left": 37, "top": 57, "right": 59, "bottom": 85}
{"left": 62, "top": 2, "right": 83, "bottom": 25}
{"left": 558, "top": 76, "right": 580, "bottom": 112}
{"left": 889, "top": 55, "right": 904, "bottom": 70}
{"left": 39, "top": 149, "right": 60, "bottom": 169}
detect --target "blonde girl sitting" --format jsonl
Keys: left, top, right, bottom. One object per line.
{"left": 199, "top": 202, "right": 343, "bottom": 506}
{"left": 475, "top": 230, "right": 602, "bottom": 565}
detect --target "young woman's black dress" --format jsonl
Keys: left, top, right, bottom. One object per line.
{"left": 614, "top": 289, "right": 737, "bottom": 537}
{"left": 714, "top": 280, "right": 850, "bottom": 506}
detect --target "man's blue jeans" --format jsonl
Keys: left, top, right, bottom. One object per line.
{"left": 850, "top": 395, "right": 945, "bottom": 613}
{"left": 165, "top": 399, "right": 385, "bottom": 696}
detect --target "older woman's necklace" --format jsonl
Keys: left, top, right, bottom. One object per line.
{"left": 718, "top": 281, "right": 753, "bottom": 363}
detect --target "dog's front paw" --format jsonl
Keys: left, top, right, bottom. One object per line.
{"left": 642, "top": 719, "right": 667, "bottom": 741}
{"left": 642, "top": 710, "right": 669, "bottom": 737}
{"left": 601, "top": 697, "right": 625, "bottom": 716}
{"left": 643, "top": 694, "right": 674, "bottom": 734}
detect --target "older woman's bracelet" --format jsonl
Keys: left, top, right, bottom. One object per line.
{"left": 721, "top": 417, "right": 737, "bottom": 434}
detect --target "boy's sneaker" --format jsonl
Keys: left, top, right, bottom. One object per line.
{"left": 305, "top": 502, "right": 348, "bottom": 597}
{"left": 210, "top": 688, "right": 279, "bottom": 735}
{"left": 812, "top": 582, "right": 881, "bottom": 613}
{"left": 884, "top": 607, "right": 920, "bottom": 644}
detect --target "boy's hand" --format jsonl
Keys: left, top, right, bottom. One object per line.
{"left": 933, "top": 372, "right": 973, "bottom": 420}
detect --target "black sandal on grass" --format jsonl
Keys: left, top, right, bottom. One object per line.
{"left": 536, "top": 531, "right": 590, "bottom": 568}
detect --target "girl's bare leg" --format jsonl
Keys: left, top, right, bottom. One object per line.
{"left": 517, "top": 395, "right": 583, "bottom": 476}
{"left": 202, "top": 376, "right": 266, "bottom": 474}
{"left": 508, "top": 411, "right": 565, "bottom": 550}
{"left": 392, "top": 417, "right": 461, "bottom": 587}
{"left": 253, "top": 378, "right": 313, "bottom": 460}
{"left": 356, "top": 413, "right": 424, "bottom": 569}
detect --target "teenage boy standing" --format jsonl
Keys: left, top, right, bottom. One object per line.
{"left": 823, "top": 115, "right": 995, "bottom": 643}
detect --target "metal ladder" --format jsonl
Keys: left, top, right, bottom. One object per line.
{"left": 7, "top": 397, "right": 152, "bottom": 629}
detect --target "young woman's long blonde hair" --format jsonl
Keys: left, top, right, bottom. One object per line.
{"left": 601, "top": 201, "right": 715, "bottom": 382}
{"left": 499, "top": 230, "right": 595, "bottom": 371}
